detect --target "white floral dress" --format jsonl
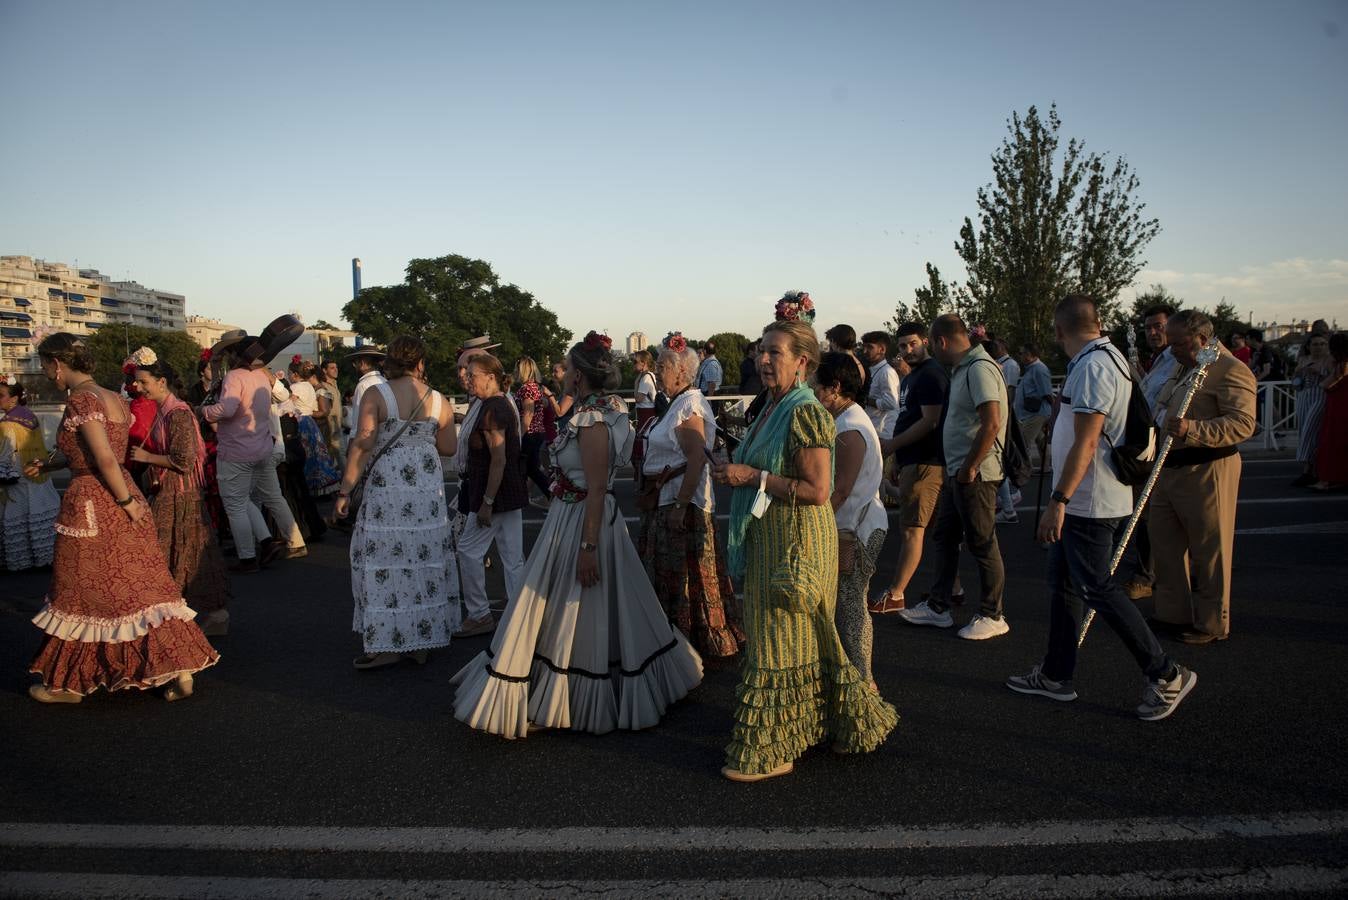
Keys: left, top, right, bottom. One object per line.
{"left": 350, "top": 384, "right": 460, "bottom": 653}
{"left": 451, "top": 395, "right": 704, "bottom": 738}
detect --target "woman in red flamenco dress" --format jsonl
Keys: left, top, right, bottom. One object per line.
{"left": 26, "top": 332, "right": 219, "bottom": 704}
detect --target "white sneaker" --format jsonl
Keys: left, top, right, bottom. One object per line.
{"left": 958, "top": 614, "right": 1010, "bottom": 641}
{"left": 995, "top": 509, "right": 1019, "bottom": 524}
{"left": 898, "top": 601, "right": 954, "bottom": 629}
{"left": 1011, "top": 489, "right": 1023, "bottom": 506}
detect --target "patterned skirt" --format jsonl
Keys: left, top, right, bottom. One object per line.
{"left": 298, "top": 415, "right": 340, "bottom": 496}
{"left": 636, "top": 504, "right": 744, "bottom": 662}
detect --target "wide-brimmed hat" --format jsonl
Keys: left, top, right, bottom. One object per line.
{"left": 459, "top": 335, "right": 501, "bottom": 354}
{"left": 237, "top": 315, "right": 305, "bottom": 366}
{"left": 345, "top": 346, "right": 386, "bottom": 363}
{"left": 209, "top": 329, "right": 249, "bottom": 357}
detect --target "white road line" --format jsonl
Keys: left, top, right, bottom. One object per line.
{"left": 2, "top": 866, "right": 1344, "bottom": 899}
{"left": 1, "top": 811, "right": 1344, "bottom": 854}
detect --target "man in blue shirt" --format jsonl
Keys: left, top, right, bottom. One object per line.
{"left": 1015, "top": 343, "right": 1053, "bottom": 468}
{"left": 1007, "top": 295, "right": 1195, "bottom": 721}
{"left": 695, "top": 341, "right": 722, "bottom": 395}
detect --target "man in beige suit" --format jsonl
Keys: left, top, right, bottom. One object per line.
{"left": 1149, "top": 310, "right": 1257, "bottom": 644}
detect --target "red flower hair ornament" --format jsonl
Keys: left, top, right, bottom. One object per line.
{"left": 291, "top": 354, "right": 303, "bottom": 366}
{"left": 582, "top": 331, "right": 612, "bottom": 352}
{"left": 200, "top": 348, "right": 212, "bottom": 362}
{"left": 662, "top": 331, "right": 688, "bottom": 354}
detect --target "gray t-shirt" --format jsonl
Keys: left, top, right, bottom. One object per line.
{"left": 1050, "top": 338, "right": 1132, "bottom": 519}
{"left": 941, "top": 344, "right": 1007, "bottom": 481}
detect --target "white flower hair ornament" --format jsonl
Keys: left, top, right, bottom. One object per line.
{"left": 129, "top": 346, "right": 159, "bottom": 367}
{"left": 2, "top": 373, "right": 16, "bottom": 386}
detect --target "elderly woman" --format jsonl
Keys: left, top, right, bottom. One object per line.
{"left": 636, "top": 341, "right": 743, "bottom": 662}
{"left": 712, "top": 315, "right": 897, "bottom": 782}
{"left": 812, "top": 352, "right": 888, "bottom": 687}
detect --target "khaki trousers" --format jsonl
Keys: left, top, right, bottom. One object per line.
{"left": 1148, "top": 454, "right": 1241, "bottom": 636}
{"left": 1018, "top": 415, "right": 1049, "bottom": 466}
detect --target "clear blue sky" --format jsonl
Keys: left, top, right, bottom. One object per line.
{"left": 2, "top": 0, "right": 1344, "bottom": 342}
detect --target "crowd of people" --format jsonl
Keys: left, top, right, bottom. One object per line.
{"left": 6, "top": 291, "right": 1344, "bottom": 782}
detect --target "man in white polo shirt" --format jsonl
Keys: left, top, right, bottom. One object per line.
{"left": 1006, "top": 294, "right": 1196, "bottom": 722}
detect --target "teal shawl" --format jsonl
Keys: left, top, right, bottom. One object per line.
{"left": 726, "top": 384, "right": 822, "bottom": 576}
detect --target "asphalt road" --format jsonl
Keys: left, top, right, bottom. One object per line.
{"left": 1, "top": 455, "right": 1345, "bottom": 897}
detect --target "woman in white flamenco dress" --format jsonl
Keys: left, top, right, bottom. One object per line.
{"left": 452, "top": 334, "right": 703, "bottom": 737}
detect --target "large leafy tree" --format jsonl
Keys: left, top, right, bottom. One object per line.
{"left": 84, "top": 326, "right": 204, "bottom": 392}
{"left": 948, "top": 104, "right": 1159, "bottom": 351}
{"left": 341, "top": 254, "right": 571, "bottom": 388}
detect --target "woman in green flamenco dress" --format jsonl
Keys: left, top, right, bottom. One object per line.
{"left": 711, "top": 300, "right": 898, "bottom": 782}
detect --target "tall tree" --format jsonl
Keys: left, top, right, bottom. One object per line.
{"left": 951, "top": 104, "right": 1159, "bottom": 350}
{"left": 341, "top": 254, "right": 571, "bottom": 388}
{"left": 887, "top": 262, "right": 954, "bottom": 333}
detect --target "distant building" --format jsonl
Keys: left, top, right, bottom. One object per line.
{"left": 0, "top": 255, "right": 186, "bottom": 374}
{"left": 626, "top": 331, "right": 648, "bottom": 355}
{"left": 186, "top": 315, "right": 242, "bottom": 350}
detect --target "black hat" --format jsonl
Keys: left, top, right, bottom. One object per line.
{"left": 237, "top": 315, "right": 305, "bottom": 366}
{"left": 345, "top": 346, "right": 386, "bottom": 362}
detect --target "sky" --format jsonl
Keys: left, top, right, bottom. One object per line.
{"left": 2, "top": 0, "right": 1345, "bottom": 343}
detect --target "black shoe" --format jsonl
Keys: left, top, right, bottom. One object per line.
{"left": 229, "top": 558, "right": 261, "bottom": 574}
{"left": 258, "top": 539, "right": 286, "bottom": 568}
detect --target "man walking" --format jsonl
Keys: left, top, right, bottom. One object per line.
{"left": 900, "top": 314, "right": 1010, "bottom": 640}
{"left": 201, "top": 332, "right": 306, "bottom": 573}
{"left": 861, "top": 330, "right": 900, "bottom": 439}
{"left": 1119, "top": 303, "right": 1180, "bottom": 599}
{"left": 695, "top": 341, "right": 722, "bottom": 395}
{"left": 1016, "top": 343, "right": 1052, "bottom": 467}
{"left": 1149, "top": 310, "right": 1257, "bottom": 644}
{"left": 1006, "top": 294, "right": 1197, "bottom": 721}
{"left": 869, "top": 322, "right": 948, "bottom": 614}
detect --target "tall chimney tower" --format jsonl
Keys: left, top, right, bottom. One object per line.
{"left": 352, "top": 258, "right": 362, "bottom": 300}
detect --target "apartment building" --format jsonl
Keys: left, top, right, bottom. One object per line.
{"left": 0, "top": 255, "right": 186, "bottom": 373}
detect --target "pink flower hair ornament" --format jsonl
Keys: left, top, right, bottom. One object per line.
{"left": 774, "top": 290, "right": 816, "bottom": 324}
{"left": 662, "top": 331, "right": 688, "bottom": 354}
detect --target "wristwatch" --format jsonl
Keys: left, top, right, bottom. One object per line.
{"left": 1050, "top": 489, "right": 1071, "bottom": 505}
{"left": 580, "top": 540, "right": 597, "bottom": 552}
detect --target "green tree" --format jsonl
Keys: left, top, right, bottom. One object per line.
{"left": 84, "top": 326, "right": 204, "bottom": 391}
{"left": 706, "top": 331, "right": 750, "bottom": 385}
{"left": 312, "top": 319, "right": 339, "bottom": 330}
{"left": 341, "top": 254, "right": 571, "bottom": 388}
{"left": 952, "top": 104, "right": 1160, "bottom": 350}
{"left": 887, "top": 262, "right": 953, "bottom": 333}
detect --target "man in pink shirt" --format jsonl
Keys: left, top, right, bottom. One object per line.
{"left": 201, "top": 334, "right": 305, "bottom": 572}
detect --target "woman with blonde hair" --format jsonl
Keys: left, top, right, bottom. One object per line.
{"left": 512, "top": 355, "right": 552, "bottom": 503}
{"left": 711, "top": 298, "right": 896, "bottom": 781}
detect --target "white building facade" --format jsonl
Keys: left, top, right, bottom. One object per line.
{"left": 626, "top": 331, "right": 648, "bottom": 355}
{"left": 0, "top": 255, "right": 186, "bottom": 374}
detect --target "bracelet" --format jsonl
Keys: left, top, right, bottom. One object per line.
{"left": 482, "top": 495, "right": 495, "bottom": 506}
{"left": 115, "top": 495, "right": 135, "bottom": 507}
{"left": 580, "top": 540, "right": 597, "bottom": 552}
{"left": 787, "top": 478, "right": 798, "bottom": 504}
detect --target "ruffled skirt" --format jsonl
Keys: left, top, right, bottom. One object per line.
{"left": 0, "top": 478, "right": 58, "bottom": 571}
{"left": 298, "top": 415, "right": 340, "bottom": 496}
{"left": 451, "top": 495, "right": 703, "bottom": 738}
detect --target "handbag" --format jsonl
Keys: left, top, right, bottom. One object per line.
{"left": 347, "top": 387, "right": 429, "bottom": 509}
{"left": 767, "top": 491, "right": 825, "bottom": 614}
{"left": 635, "top": 463, "right": 687, "bottom": 512}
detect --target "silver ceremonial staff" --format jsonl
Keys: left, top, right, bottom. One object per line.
{"left": 1077, "top": 343, "right": 1221, "bottom": 647}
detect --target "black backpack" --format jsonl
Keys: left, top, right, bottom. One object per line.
{"left": 1083, "top": 344, "right": 1157, "bottom": 486}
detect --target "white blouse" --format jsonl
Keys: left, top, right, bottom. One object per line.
{"left": 834, "top": 404, "right": 887, "bottom": 544}
{"left": 289, "top": 380, "right": 318, "bottom": 417}
{"left": 641, "top": 388, "right": 715, "bottom": 512}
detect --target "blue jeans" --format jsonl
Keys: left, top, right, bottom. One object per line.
{"left": 1042, "top": 514, "right": 1172, "bottom": 683}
